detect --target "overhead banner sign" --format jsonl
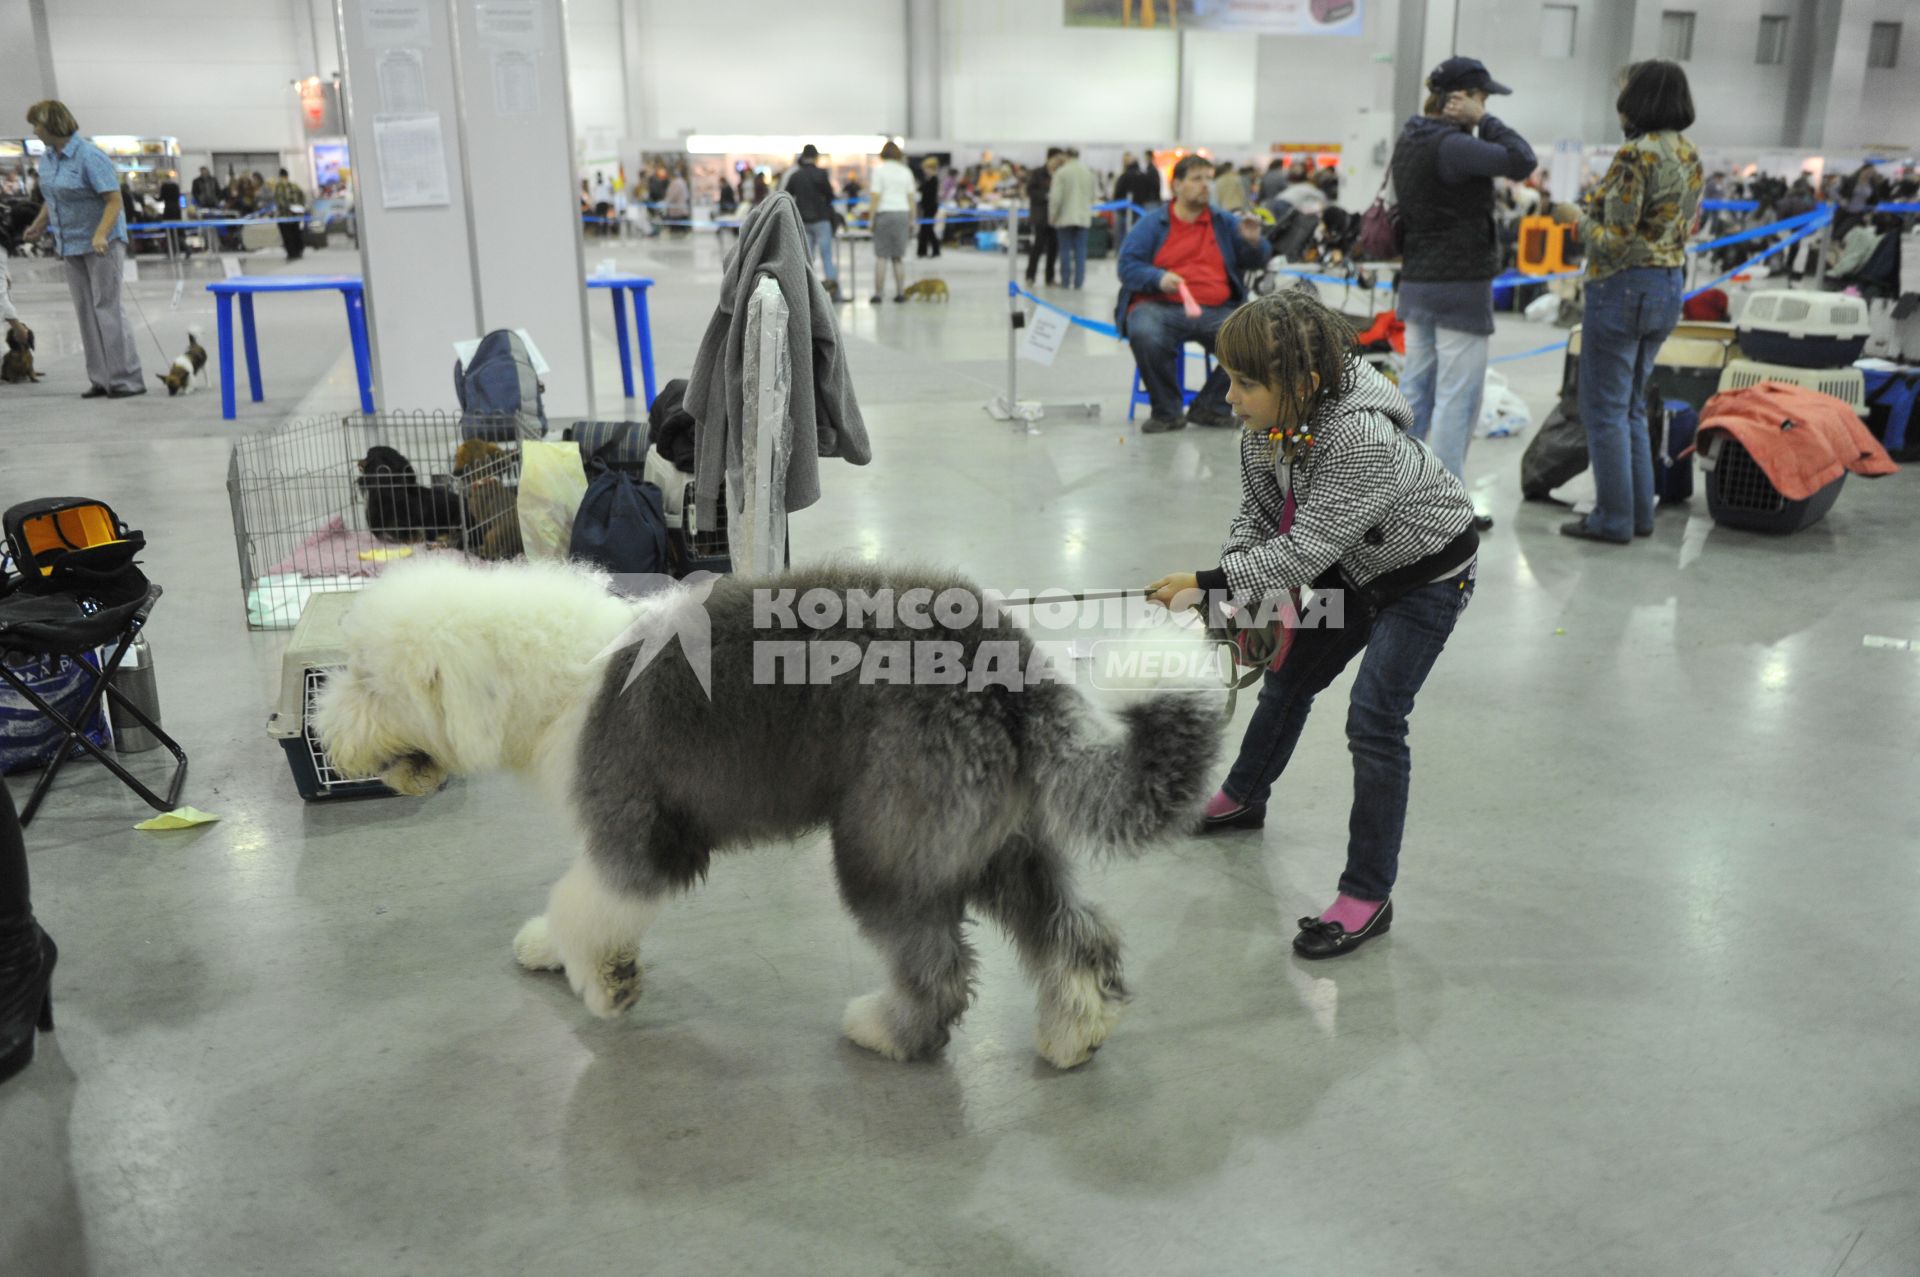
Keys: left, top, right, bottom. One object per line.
{"left": 1063, "top": 0, "right": 1363, "bottom": 35}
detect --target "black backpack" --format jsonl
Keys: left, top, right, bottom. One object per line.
{"left": 569, "top": 425, "right": 670, "bottom": 581}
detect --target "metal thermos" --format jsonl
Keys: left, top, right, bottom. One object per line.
{"left": 108, "top": 636, "right": 162, "bottom": 753}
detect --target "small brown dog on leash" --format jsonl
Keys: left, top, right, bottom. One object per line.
{"left": 1, "top": 322, "right": 40, "bottom": 384}
{"left": 157, "top": 327, "right": 209, "bottom": 395}
{"left": 902, "top": 279, "right": 950, "bottom": 303}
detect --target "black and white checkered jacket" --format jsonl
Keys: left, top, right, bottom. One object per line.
{"left": 1202, "top": 358, "right": 1477, "bottom": 606}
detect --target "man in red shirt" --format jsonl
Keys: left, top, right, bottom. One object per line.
{"left": 1115, "top": 155, "right": 1273, "bottom": 433}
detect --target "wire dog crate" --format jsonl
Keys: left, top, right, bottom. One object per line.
{"left": 227, "top": 410, "right": 539, "bottom": 629}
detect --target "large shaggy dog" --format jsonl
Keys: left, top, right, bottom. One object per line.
{"left": 315, "top": 558, "right": 1220, "bottom": 1068}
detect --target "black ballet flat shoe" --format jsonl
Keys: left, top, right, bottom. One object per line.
{"left": 1559, "top": 518, "right": 1631, "bottom": 545}
{"left": 1199, "top": 801, "right": 1266, "bottom": 834}
{"left": 82, "top": 386, "right": 108, "bottom": 399}
{"left": 1293, "top": 901, "right": 1392, "bottom": 959}
{"left": 0, "top": 925, "right": 57, "bottom": 1086}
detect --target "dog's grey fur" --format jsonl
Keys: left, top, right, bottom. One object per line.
{"left": 316, "top": 558, "right": 1221, "bottom": 1065}
{"left": 575, "top": 565, "right": 1221, "bottom": 1060}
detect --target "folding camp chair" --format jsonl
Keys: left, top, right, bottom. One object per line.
{"left": 0, "top": 582, "right": 187, "bottom": 825}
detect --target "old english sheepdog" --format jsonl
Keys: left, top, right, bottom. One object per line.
{"left": 314, "top": 558, "right": 1220, "bottom": 1069}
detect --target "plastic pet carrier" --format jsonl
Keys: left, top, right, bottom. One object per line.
{"left": 1735, "top": 290, "right": 1870, "bottom": 368}
{"left": 645, "top": 451, "right": 732, "bottom": 577}
{"left": 266, "top": 590, "right": 394, "bottom": 801}
{"left": 1698, "top": 434, "right": 1846, "bottom": 534}
{"left": 1717, "top": 360, "right": 1867, "bottom": 416}
{"left": 1564, "top": 325, "right": 1735, "bottom": 409}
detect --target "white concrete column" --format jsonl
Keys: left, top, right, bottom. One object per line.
{"left": 906, "top": 0, "right": 941, "bottom": 139}
{"left": 0, "top": 0, "right": 57, "bottom": 104}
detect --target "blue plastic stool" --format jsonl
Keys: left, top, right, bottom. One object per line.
{"left": 1128, "top": 343, "right": 1217, "bottom": 421}
{"left": 586, "top": 275, "right": 657, "bottom": 405}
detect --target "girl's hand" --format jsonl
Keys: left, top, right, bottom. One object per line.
{"left": 1145, "top": 573, "right": 1200, "bottom": 610}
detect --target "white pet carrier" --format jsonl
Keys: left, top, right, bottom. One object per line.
{"left": 1735, "top": 290, "right": 1871, "bottom": 368}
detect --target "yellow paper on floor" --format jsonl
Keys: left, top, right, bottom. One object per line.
{"left": 135, "top": 806, "right": 221, "bottom": 830}
{"left": 358, "top": 546, "right": 414, "bottom": 562}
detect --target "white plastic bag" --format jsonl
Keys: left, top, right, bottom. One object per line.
{"left": 1478, "top": 369, "right": 1533, "bottom": 438}
{"left": 1524, "top": 293, "right": 1561, "bottom": 324}
{"left": 516, "top": 440, "right": 588, "bottom": 560}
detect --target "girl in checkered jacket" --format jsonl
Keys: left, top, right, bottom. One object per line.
{"left": 1147, "top": 290, "right": 1479, "bottom": 959}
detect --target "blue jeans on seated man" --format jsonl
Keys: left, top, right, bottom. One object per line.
{"left": 1401, "top": 319, "right": 1488, "bottom": 479}
{"left": 805, "top": 219, "right": 838, "bottom": 282}
{"left": 1128, "top": 299, "right": 1236, "bottom": 421}
{"left": 1222, "top": 567, "right": 1475, "bottom": 901}
{"left": 1055, "top": 225, "right": 1088, "bottom": 288}
{"left": 1577, "top": 266, "right": 1683, "bottom": 540}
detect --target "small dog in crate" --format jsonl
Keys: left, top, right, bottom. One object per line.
{"left": 452, "top": 439, "right": 522, "bottom": 561}
{"left": 357, "top": 444, "right": 466, "bottom": 544}
{"left": 313, "top": 558, "right": 1221, "bottom": 1069}
{"left": 901, "top": 279, "right": 949, "bottom": 302}
{"left": 1, "top": 322, "right": 38, "bottom": 384}
{"left": 156, "top": 327, "right": 208, "bottom": 396}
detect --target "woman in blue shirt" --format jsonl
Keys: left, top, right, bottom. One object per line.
{"left": 21, "top": 99, "right": 146, "bottom": 398}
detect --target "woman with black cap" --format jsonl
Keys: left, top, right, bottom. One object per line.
{"left": 1390, "top": 58, "right": 1536, "bottom": 528}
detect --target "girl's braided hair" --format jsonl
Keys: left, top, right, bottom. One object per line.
{"left": 1214, "top": 287, "right": 1358, "bottom": 429}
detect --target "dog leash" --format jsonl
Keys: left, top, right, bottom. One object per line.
{"left": 996, "top": 588, "right": 1261, "bottom": 717}
{"left": 122, "top": 283, "right": 175, "bottom": 367}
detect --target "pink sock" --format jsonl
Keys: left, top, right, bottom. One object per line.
{"left": 1204, "top": 789, "right": 1249, "bottom": 819}
{"left": 1320, "top": 894, "right": 1385, "bottom": 933}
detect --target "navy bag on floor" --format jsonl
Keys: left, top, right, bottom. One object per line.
{"left": 569, "top": 459, "right": 671, "bottom": 581}
{"left": 1654, "top": 398, "right": 1698, "bottom": 502}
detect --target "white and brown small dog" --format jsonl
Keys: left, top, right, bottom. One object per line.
{"left": 157, "top": 327, "right": 208, "bottom": 396}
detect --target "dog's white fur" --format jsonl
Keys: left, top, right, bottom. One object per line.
{"left": 315, "top": 559, "right": 669, "bottom": 1017}
{"left": 315, "top": 558, "right": 1198, "bottom": 1066}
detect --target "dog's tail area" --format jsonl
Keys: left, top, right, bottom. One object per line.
{"left": 1023, "top": 684, "right": 1222, "bottom": 856}
{"left": 186, "top": 325, "right": 205, "bottom": 346}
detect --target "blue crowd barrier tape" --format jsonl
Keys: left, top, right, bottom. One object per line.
{"left": 1491, "top": 267, "right": 1588, "bottom": 287}
{"left": 1685, "top": 209, "right": 1831, "bottom": 300}
{"left": 1689, "top": 207, "right": 1825, "bottom": 253}
{"left": 1277, "top": 266, "right": 1396, "bottom": 292}
{"left": 1701, "top": 199, "right": 1760, "bottom": 212}
{"left": 1465, "top": 208, "right": 1835, "bottom": 366}
{"left": 1489, "top": 339, "right": 1571, "bottom": 365}
{"left": 1010, "top": 282, "right": 1123, "bottom": 340}
{"left": 1875, "top": 201, "right": 1920, "bottom": 214}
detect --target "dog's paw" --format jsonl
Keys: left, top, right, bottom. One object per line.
{"left": 580, "top": 947, "right": 643, "bottom": 1019}
{"left": 1036, "top": 970, "right": 1125, "bottom": 1070}
{"left": 843, "top": 991, "right": 911, "bottom": 1062}
{"left": 512, "top": 915, "right": 563, "bottom": 971}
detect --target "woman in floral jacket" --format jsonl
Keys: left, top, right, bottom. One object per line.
{"left": 1552, "top": 61, "right": 1703, "bottom": 544}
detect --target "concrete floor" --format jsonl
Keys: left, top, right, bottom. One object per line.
{"left": 1, "top": 232, "right": 1916, "bottom": 1277}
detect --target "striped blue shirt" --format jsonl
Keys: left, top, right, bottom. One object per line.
{"left": 37, "top": 136, "right": 125, "bottom": 257}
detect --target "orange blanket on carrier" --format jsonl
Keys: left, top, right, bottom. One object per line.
{"left": 1693, "top": 382, "right": 1899, "bottom": 500}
